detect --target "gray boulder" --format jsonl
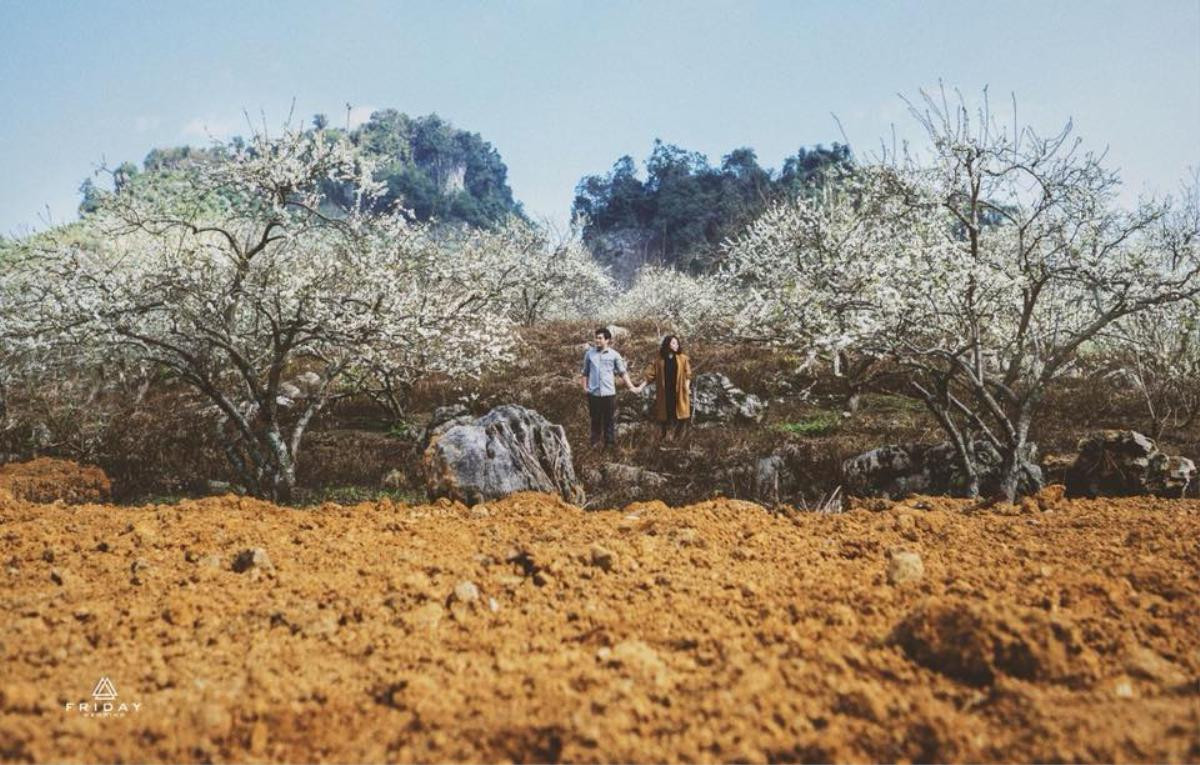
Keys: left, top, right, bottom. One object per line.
{"left": 843, "top": 439, "right": 1043, "bottom": 499}
{"left": 752, "top": 443, "right": 811, "bottom": 504}
{"left": 692, "top": 373, "right": 766, "bottom": 424}
{"left": 581, "top": 462, "right": 669, "bottom": 508}
{"left": 1065, "top": 430, "right": 1196, "bottom": 498}
{"left": 419, "top": 404, "right": 473, "bottom": 449}
{"left": 620, "top": 372, "right": 765, "bottom": 425}
{"left": 585, "top": 462, "right": 668, "bottom": 492}
{"left": 423, "top": 405, "right": 584, "bottom": 505}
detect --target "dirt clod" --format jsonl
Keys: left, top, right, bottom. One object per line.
{"left": 0, "top": 457, "right": 111, "bottom": 504}
{"left": 887, "top": 549, "right": 925, "bottom": 585}
{"left": 231, "top": 547, "right": 272, "bottom": 573}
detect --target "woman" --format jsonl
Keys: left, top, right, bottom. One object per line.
{"left": 642, "top": 335, "right": 692, "bottom": 441}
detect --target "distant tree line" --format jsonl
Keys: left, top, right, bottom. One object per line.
{"left": 80, "top": 110, "right": 523, "bottom": 229}
{"left": 571, "top": 140, "right": 852, "bottom": 278}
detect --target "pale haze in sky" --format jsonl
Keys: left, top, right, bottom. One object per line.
{"left": 1, "top": 0, "right": 1198, "bottom": 235}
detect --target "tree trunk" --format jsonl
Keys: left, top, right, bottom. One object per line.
{"left": 845, "top": 389, "right": 862, "bottom": 415}
{"left": 998, "top": 409, "right": 1040, "bottom": 503}
{"left": 264, "top": 427, "right": 296, "bottom": 503}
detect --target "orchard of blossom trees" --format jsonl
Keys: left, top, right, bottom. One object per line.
{"left": 1, "top": 90, "right": 1197, "bottom": 503}
{"left": 0, "top": 126, "right": 615, "bottom": 500}
{"left": 719, "top": 90, "right": 1200, "bottom": 500}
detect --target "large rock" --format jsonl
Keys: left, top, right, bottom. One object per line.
{"left": 423, "top": 405, "right": 583, "bottom": 505}
{"left": 752, "top": 443, "right": 812, "bottom": 504}
{"left": 585, "top": 462, "right": 667, "bottom": 491}
{"left": 842, "top": 439, "right": 1043, "bottom": 499}
{"left": 1065, "top": 430, "right": 1196, "bottom": 498}
{"left": 692, "top": 373, "right": 766, "bottom": 423}
{"left": 619, "top": 372, "right": 766, "bottom": 425}
{"left": 419, "top": 404, "right": 473, "bottom": 449}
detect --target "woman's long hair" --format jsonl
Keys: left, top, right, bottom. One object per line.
{"left": 659, "top": 335, "right": 683, "bottom": 359}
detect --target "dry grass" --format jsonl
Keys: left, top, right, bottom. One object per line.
{"left": 5, "top": 321, "right": 1197, "bottom": 504}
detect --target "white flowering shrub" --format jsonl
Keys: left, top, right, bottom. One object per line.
{"left": 608, "top": 265, "right": 733, "bottom": 335}
{"left": 1102, "top": 296, "right": 1200, "bottom": 438}
{"left": 0, "top": 125, "right": 515, "bottom": 500}
{"left": 439, "top": 218, "right": 617, "bottom": 326}
{"left": 722, "top": 88, "right": 1200, "bottom": 499}
{"left": 719, "top": 166, "right": 947, "bottom": 408}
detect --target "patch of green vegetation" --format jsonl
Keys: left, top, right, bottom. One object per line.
{"left": 297, "top": 485, "right": 424, "bottom": 507}
{"left": 776, "top": 414, "right": 842, "bottom": 437}
{"left": 386, "top": 419, "right": 419, "bottom": 441}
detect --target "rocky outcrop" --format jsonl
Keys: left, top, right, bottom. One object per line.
{"left": 691, "top": 373, "right": 766, "bottom": 424}
{"left": 752, "top": 443, "right": 812, "bottom": 504}
{"left": 620, "top": 372, "right": 765, "bottom": 426}
{"left": 1065, "top": 430, "right": 1196, "bottom": 498}
{"left": 420, "top": 404, "right": 473, "bottom": 449}
{"left": 842, "top": 440, "right": 1043, "bottom": 499}
{"left": 422, "top": 405, "right": 583, "bottom": 505}
{"left": 581, "top": 462, "right": 669, "bottom": 508}
{"left": 585, "top": 462, "right": 667, "bottom": 492}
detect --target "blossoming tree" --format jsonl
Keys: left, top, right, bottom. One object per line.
{"left": 719, "top": 166, "right": 942, "bottom": 411}
{"left": 608, "top": 265, "right": 732, "bottom": 335}
{"left": 722, "top": 89, "right": 1200, "bottom": 500}
{"left": 1, "top": 126, "right": 513, "bottom": 500}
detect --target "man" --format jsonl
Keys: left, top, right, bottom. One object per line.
{"left": 581, "top": 327, "right": 643, "bottom": 448}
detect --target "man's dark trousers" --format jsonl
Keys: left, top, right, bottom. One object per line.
{"left": 588, "top": 394, "right": 617, "bottom": 446}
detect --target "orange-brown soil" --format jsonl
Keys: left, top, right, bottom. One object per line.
{"left": 1, "top": 489, "right": 1198, "bottom": 763}
{"left": 0, "top": 458, "right": 111, "bottom": 505}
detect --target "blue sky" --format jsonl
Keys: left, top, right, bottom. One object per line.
{"left": 1, "top": 0, "right": 1197, "bottom": 235}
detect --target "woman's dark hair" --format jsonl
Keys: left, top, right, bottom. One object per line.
{"left": 659, "top": 335, "right": 683, "bottom": 358}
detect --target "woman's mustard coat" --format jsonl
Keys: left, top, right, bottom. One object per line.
{"left": 643, "top": 353, "right": 692, "bottom": 421}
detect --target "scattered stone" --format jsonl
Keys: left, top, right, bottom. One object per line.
{"left": 381, "top": 469, "right": 407, "bottom": 491}
{"left": 452, "top": 580, "right": 481, "bottom": 604}
{"left": 231, "top": 548, "right": 273, "bottom": 574}
{"left": 1066, "top": 430, "right": 1197, "bottom": 498}
{"left": 131, "top": 558, "right": 151, "bottom": 575}
{"left": 49, "top": 568, "right": 64, "bottom": 586}
{"left": 423, "top": 405, "right": 583, "bottom": 505}
{"left": 887, "top": 550, "right": 925, "bottom": 585}
{"left": 584, "top": 463, "right": 668, "bottom": 507}
{"left": 41, "top": 549, "right": 53, "bottom": 563}
{"left": 589, "top": 544, "right": 617, "bottom": 572}
{"left": 408, "top": 602, "right": 445, "bottom": 630}
{"left": 690, "top": 373, "right": 766, "bottom": 424}
{"left": 843, "top": 439, "right": 1043, "bottom": 499}
{"left": 1124, "top": 646, "right": 1188, "bottom": 687}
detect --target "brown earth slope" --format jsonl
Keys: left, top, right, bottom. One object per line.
{"left": 1, "top": 491, "right": 1198, "bottom": 763}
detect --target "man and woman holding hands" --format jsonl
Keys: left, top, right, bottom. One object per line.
{"left": 580, "top": 327, "right": 692, "bottom": 449}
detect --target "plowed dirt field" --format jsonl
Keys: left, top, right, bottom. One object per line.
{"left": 2, "top": 489, "right": 1198, "bottom": 763}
